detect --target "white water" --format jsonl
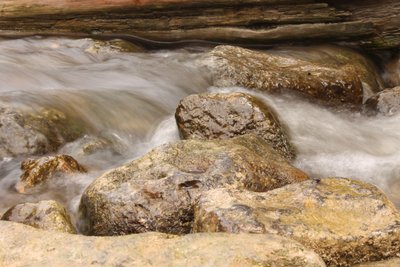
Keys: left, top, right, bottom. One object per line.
{"left": 0, "top": 37, "right": 399, "bottom": 226}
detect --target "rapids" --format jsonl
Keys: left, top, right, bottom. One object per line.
{"left": 0, "top": 37, "right": 399, "bottom": 228}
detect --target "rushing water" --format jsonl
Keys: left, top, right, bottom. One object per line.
{"left": 0, "top": 37, "right": 399, "bottom": 227}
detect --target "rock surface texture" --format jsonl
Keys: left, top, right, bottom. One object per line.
{"left": 16, "top": 154, "right": 86, "bottom": 193}
{"left": 194, "top": 178, "right": 400, "bottom": 267}
{"left": 352, "top": 257, "right": 400, "bottom": 267}
{"left": 80, "top": 135, "right": 308, "bottom": 236}
{"left": 176, "top": 92, "right": 295, "bottom": 159}
{"left": 0, "top": 106, "right": 84, "bottom": 159}
{"left": 0, "top": 221, "right": 326, "bottom": 267}
{"left": 1, "top": 200, "right": 76, "bottom": 234}
{"left": 364, "top": 86, "right": 400, "bottom": 116}
{"left": 202, "top": 45, "right": 382, "bottom": 107}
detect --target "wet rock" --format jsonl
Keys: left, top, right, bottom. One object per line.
{"left": 202, "top": 45, "right": 383, "bottom": 107}
{"left": 0, "top": 106, "right": 47, "bottom": 159}
{"left": 16, "top": 154, "right": 86, "bottom": 193}
{"left": 194, "top": 178, "right": 400, "bottom": 267}
{"left": 352, "top": 257, "right": 400, "bottom": 267}
{"left": 80, "top": 134, "right": 308, "bottom": 236}
{"left": 79, "top": 135, "right": 113, "bottom": 155}
{"left": 1, "top": 200, "right": 76, "bottom": 234}
{"left": 84, "top": 39, "right": 144, "bottom": 54}
{"left": 0, "top": 221, "right": 326, "bottom": 267}
{"left": 363, "top": 86, "right": 400, "bottom": 116}
{"left": 0, "top": 106, "right": 85, "bottom": 159}
{"left": 175, "top": 92, "right": 295, "bottom": 160}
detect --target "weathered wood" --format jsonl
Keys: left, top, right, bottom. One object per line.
{"left": 0, "top": 0, "right": 398, "bottom": 50}
{"left": 328, "top": 0, "right": 400, "bottom": 50}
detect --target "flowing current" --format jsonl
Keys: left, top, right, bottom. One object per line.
{"left": 0, "top": 37, "right": 399, "bottom": 226}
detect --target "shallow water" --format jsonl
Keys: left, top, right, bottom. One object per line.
{"left": 0, "top": 37, "right": 399, "bottom": 226}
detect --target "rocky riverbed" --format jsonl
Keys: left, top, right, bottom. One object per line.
{"left": 0, "top": 37, "right": 399, "bottom": 266}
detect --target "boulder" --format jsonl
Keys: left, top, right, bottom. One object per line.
{"left": 0, "top": 221, "right": 326, "bottom": 267}
{"left": 1, "top": 200, "right": 76, "bottom": 234}
{"left": 363, "top": 86, "right": 400, "bottom": 116}
{"left": 16, "top": 154, "right": 86, "bottom": 193}
{"left": 194, "top": 178, "right": 400, "bottom": 267}
{"left": 80, "top": 135, "right": 308, "bottom": 235}
{"left": 175, "top": 92, "right": 295, "bottom": 160}
{"left": 0, "top": 106, "right": 85, "bottom": 159}
{"left": 202, "top": 45, "right": 383, "bottom": 107}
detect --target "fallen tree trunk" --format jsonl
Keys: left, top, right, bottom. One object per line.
{"left": 0, "top": 0, "right": 398, "bottom": 50}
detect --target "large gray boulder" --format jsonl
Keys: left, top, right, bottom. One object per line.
{"left": 194, "top": 178, "right": 400, "bottom": 267}
{"left": 202, "top": 45, "right": 383, "bottom": 107}
{"left": 0, "top": 221, "right": 326, "bottom": 267}
{"left": 175, "top": 92, "right": 295, "bottom": 160}
{"left": 1, "top": 200, "right": 76, "bottom": 234}
{"left": 80, "top": 135, "right": 308, "bottom": 236}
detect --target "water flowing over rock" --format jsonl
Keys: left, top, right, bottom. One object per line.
{"left": 16, "top": 154, "right": 86, "bottom": 193}
{"left": 84, "top": 39, "right": 144, "bottom": 54}
{"left": 80, "top": 134, "right": 308, "bottom": 236}
{"left": 0, "top": 106, "right": 85, "bottom": 159}
{"left": 175, "top": 92, "right": 295, "bottom": 160}
{"left": 194, "top": 178, "right": 400, "bottom": 267}
{"left": 363, "top": 86, "right": 400, "bottom": 116}
{"left": 202, "top": 45, "right": 383, "bottom": 107}
{"left": 0, "top": 221, "right": 326, "bottom": 267}
{"left": 1, "top": 200, "right": 76, "bottom": 234}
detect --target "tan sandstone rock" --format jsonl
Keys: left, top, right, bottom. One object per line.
{"left": 1, "top": 200, "right": 76, "bottom": 234}
{"left": 0, "top": 221, "right": 326, "bottom": 267}
{"left": 175, "top": 92, "right": 295, "bottom": 160}
{"left": 80, "top": 134, "right": 308, "bottom": 236}
{"left": 194, "top": 178, "right": 400, "bottom": 266}
{"left": 352, "top": 257, "right": 400, "bottom": 267}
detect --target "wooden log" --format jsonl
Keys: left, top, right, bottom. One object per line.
{"left": 0, "top": 0, "right": 398, "bottom": 50}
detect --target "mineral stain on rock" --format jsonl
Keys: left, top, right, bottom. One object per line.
{"left": 194, "top": 178, "right": 400, "bottom": 267}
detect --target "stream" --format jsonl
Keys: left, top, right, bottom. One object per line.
{"left": 0, "top": 37, "right": 399, "bottom": 227}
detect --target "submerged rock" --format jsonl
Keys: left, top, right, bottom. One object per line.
{"left": 84, "top": 39, "right": 144, "bottom": 54}
{"left": 0, "top": 106, "right": 85, "bottom": 159}
{"left": 16, "top": 154, "right": 86, "bottom": 193}
{"left": 80, "top": 134, "right": 308, "bottom": 236}
{"left": 0, "top": 221, "right": 326, "bottom": 267}
{"left": 175, "top": 92, "right": 295, "bottom": 160}
{"left": 78, "top": 135, "right": 113, "bottom": 155}
{"left": 1, "top": 200, "right": 76, "bottom": 234}
{"left": 202, "top": 45, "right": 383, "bottom": 107}
{"left": 363, "top": 86, "right": 400, "bottom": 116}
{"left": 194, "top": 178, "right": 400, "bottom": 267}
